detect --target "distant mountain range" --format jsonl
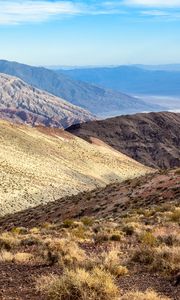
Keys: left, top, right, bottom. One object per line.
{"left": 67, "top": 112, "right": 180, "bottom": 169}
{"left": 0, "top": 60, "right": 162, "bottom": 116}
{"left": 135, "top": 64, "right": 180, "bottom": 72}
{"left": 60, "top": 66, "right": 180, "bottom": 96}
{"left": 0, "top": 73, "right": 94, "bottom": 128}
{"left": 49, "top": 63, "right": 180, "bottom": 72}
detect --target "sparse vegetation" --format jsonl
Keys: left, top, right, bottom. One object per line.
{"left": 0, "top": 251, "right": 33, "bottom": 263}
{"left": 36, "top": 267, "right": 119, "bottom": 300}
{"left": 0, "top": 169, "right": 179, "bottom": 299}
{"left": 45, "top": 238, "right": 87, "bottom": 268}
{"left": 169, "top": 208, "right": 180, "bottom": 223}
{"left": 120, "top": 290, "right": 170, "bottom": 300}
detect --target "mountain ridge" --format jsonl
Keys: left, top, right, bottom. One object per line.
{"left": 0, "top": 59, "right": 163, "bottom": 116}
{"left": 60, "top": 66, "right": 180, "bottom": 96}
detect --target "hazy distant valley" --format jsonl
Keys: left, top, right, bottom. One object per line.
{"left": 60, "top": 65, "right": 180, "bottom": 114}
{"left": 138, "top": 95, "right": 180, "bottom": 113}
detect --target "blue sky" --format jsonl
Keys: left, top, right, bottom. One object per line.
{"left": 0, "top": 0, "right": 180, "bottom": 66}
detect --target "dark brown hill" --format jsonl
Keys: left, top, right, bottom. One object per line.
{"left": 0, "top": 169, "right": 179, "bottom": 231}
{"left": 66, "top": 112, "right": 180, "bottom": 169}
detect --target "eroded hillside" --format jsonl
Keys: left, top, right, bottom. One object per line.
{"left": 0, "top": 73, "right": 94, "bottom": 128}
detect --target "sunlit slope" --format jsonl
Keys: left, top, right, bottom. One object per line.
{"left": 0, "top": 120, "right": 153, "bottom": 216}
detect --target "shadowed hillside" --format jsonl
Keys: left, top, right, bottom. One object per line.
{"left": 67, "top": 112, "right": 180, "bottom": 169}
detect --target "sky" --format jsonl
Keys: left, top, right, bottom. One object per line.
{"left": 0, "top": 0, "right": 180, "bottom": 66}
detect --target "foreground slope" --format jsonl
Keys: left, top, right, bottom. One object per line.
{"left": 0, "top": 60, "right": 162, "bottom": 116}
{"left": 67, "top": 112, "right": 180, "bottom": 169}
{"left": 1, "top": 169, "right": 178, "bottom": 229}
{"left": 0, "top": 120, "right": 151, "bottom": 216}
{"left": 0, "top": 73, "right": 94, "bottom": 128}
{"left": 0, "top": 170, "right": 179, "bottom": 300}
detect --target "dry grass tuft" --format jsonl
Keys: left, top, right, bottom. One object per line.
{"left": 170, "top": 208, "right": 180, "bottom": 223}
{"left": 0, "top": 250, "right": 14, "bottom": 262}
{"left": 36, "top": 267, "right": 119, "bottom": 300}
{"left": 132, "top": 245, "right": 180, "bottom": 275}
{"left": 98, "top": 249, "right": 128, "bottom": 277}
{"left": 0, "top": 232, "right": 20, "bottom": 250}
{"left": 85, "top": 248, "right": 128, "bottom": 277}
{"left": 14, "top": 252, "right": 34, "bottom": 263}
{"left": 45, "top": 238, "right": 87, "bottom": 267}
{"left": 120, "top": 289, "right": 170, "bottom": 300}
{"left": 0, "top": 251, "right": 33, "bottom": 263}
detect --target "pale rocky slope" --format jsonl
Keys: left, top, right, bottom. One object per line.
{"left": 0, "top": 120, "right": 153, "bottom": 216}
{"left": 0, "top": 73, "right": 94, "bottom": 128}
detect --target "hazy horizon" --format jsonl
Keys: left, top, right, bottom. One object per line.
{"left": 1, "top": 59, "right": 180, "bottom": 69}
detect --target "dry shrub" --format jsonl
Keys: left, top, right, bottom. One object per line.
{"left": 62, "top": 219, "right": 75, "bottom": 228}
{"left": 122, "top": 224, "right": 135, "bottom": 236}
{"left": 151, "top": 246, "right": 180, "bottom": 274}
{"left": 170, "top": 208, "right": 180, "bottom": 223}
{"left": 94, "top": 228, "right": 123, "bottom": 243}
{"left": 86, "top": 248, "right": 128, "bottom": 277}
{"left": 110, "top": 233, "right": 122, "bottom": 242}
{"left": 120, "top": 290, "right": 170, "bottom": 300}
{"left": 36, "top": 267, "right": 119, "bottom": 300}
{"left": 0, "top": 251, "right": 33, "bottom": 263}
{"left": 132, "top": 246, "right": 155, "bottom": 265}
{"left": 71, "top": 226, "right": 88, "bottom": 240}
{"left": 20, "top": 235, "right": 42, "bottom": 247}
{"left": 139, "top": 231, "right": 158, "bottom": 247}
{"left": 81, "top": 217, "right": 94, "bottom": 227}
{"left": 99, "top": 249, "right": 128, "bottom": 277}
{"left": 132, "top": 245, "right": 180, "bottom": 275}
{"left": 0, "top": 250, "right": 14, "bottom": 262}
{"left": 0, "top": 232, "right": 20, "bottom": 250}
{"left": 30, "top": 227, "right": 40, "bottom": 234}
{"left": 46, "top": 238, "right": 86, "bottom": 267}
{"left": 94, "top": 231, "right": 110, "bottom": 243}
{"left": 153, "top": 226, "right": 180, "bottom": 246}
{"left": 11, "top": 227, "right": 28, "bottom": 235}
{"left": 14, "top": 252, "right": 34, "bottom": 263}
